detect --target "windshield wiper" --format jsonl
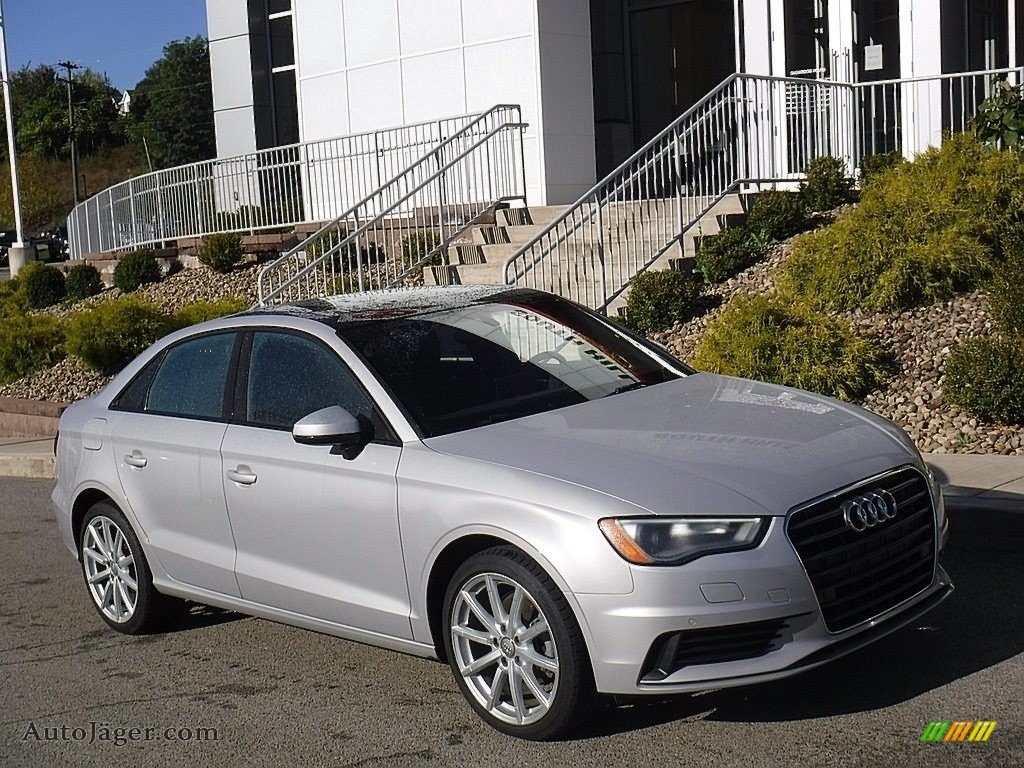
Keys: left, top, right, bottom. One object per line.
{"left": 608, "top": 381, "right": 647, "bottom": 396}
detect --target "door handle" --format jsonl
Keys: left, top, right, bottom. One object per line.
{"left": 124, "top": 451, "right": 147, "bottom": 469}
{"left": 227, "top": 466, "right": 258, "bottom": 485}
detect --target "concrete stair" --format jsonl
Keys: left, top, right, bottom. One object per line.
{"left": 423, "top": 193, "right": 754, "bottom": 306}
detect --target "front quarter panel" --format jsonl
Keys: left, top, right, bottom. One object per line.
{"left": 398, "top": 442, "right": 637, "bottom": 645}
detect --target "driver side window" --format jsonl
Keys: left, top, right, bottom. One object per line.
{"left": 245, "top": 331, "right": 388, "bottom": 438}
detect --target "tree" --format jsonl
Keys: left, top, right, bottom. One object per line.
{"left": 129, "top": 37, "right": 215, "bottom": 168}
{"left": 10, "top": 64, "right": 121, "bottom": 159}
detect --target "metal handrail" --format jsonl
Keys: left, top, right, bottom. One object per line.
{"left": 258, "top": 115, "right": 527, "bottom": 305}
{"left": 65, "top": 108, "right": 497, "bottom": 258}
{"left": 503, "top": 67, "right": 1023, "bottom": 312}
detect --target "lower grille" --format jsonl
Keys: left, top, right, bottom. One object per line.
{"left": 787, "top": 466, "right": 936, "bottom": 633}
{"left": 640, "top": 616, "right": 798, "bottom": 682}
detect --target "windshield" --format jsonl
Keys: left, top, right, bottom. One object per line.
{"left": 337, "top": 293, "right": 689, "bottom": 436}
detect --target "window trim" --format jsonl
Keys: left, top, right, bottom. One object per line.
{"left": 234, "top": 327, "right": 401, "bottom": 446}
{"left": 108, "top": 330, "right": 244, "bottom": 424}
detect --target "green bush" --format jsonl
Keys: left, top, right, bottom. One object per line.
{"left": 0, "top": 313, "right": 66, "bottom": 384}
{"left": 695, "top": 227, "right": 761, "bottom": 283}
{"left": 858, "top": 151, "right": 904, "bottom": 186}
{"left": 198, "top": 232, "right": 245, "bottom": 273}
{"left": 65, "top": 263, "right": 103, "bottom": 302}
{"left": 66, "top": 297, "right": 171, "bottom": 374}
{"left": 989, "top": 223, "right": 1024, "bottom": 336}
{"left": 945, "top": 337, "right": 1024, "bottom": 424}
{"left": 746, "top": 191, "right": 808, "bottom": 241}
{"left": 625, "top": 268, "right": 702, "bottom": 333}
{"left": 0, "top": 279, "right": 27, "bottom": 317}
{"left": 692, "top": 295, "right": 890, "bottom": 401}
{"left": 170, "top": 297, "right": 249, "bottom": 330}
{"left": 21, "top": 262, "right": 67, "bottom": 309}
{"left": 113, "top": 249, "right": 162, "bottom": 293}
{"left": 801, "top": 156, "right": 854, "bottom": 211}
{"left": 402, "top": 229, "right": 442, "bottom": 266}
{"left": 971, "top": 79, "right": 1024, "bottom": 149}
{"left": 780, "top": 134, "right": 1023, "bottom": 312}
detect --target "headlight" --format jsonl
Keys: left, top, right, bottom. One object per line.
{"left": 598, "top": 517, "right": 769, "bottom": 566}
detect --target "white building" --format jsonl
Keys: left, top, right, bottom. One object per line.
{"left": 206, "top": 1, "right": 1020, "bottom": 207}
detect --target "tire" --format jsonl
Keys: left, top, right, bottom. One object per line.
{"left": 78, "top": 501, "right": 166, "bottom": 634}
{"left": 442, "top": 546, "right": 595, "bottom": 740}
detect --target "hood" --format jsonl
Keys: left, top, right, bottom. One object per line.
{"left": 423, "top": 374, "right": 918, "bottom": 517}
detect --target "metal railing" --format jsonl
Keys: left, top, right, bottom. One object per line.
{"left": 504, "top": 67, "right": 1023, "bottom": 312}
{"left": 65, "top": 110, "right": 492, "bottom": 258}
{"left": 257, "top": 106, "right": 526, "bottom": 305}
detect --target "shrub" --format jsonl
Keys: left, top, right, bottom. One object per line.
{"left": 858, "top": 151, "right": 904, "bottom": 186}
{"left": 170, "top": 297, "right": 249, "bottom": 330}
{"left": 65, "top": 263, "right": 103, "bottom": 302}
{"left": 402, "top": 229, "right": 442, "bottom": 266}
{"left": 625, "top": 268, "right": 702, "bottom": 333}
{"left": 198, "top": 232, "right": 245, "bottom": 273}
{"left": 746, "top": 191, "right": 807, "bottom": 241}
{"left": 21, "top": 262, "right": 67, "bottom": 308}
{"left": 113, "top": 249, "right": 161, "bottom": 292}
{"left": 990, "top": 224, "right": 1024, "bottom": 336}
{"left": 945, "top": 337, "right": 1024, "bottom": 424}
{"left": 801, "top": 156, "right": 854, "bottom": 211}
{"left": 780, "top": 134, "right": 1024, "bottom": 312}
{"left": 0, "top": 279, "right": 27, "bottom": 317}
{"left": 971, "top": 79, "right": 1024, "bottom": 149}
{"left": 0, "top": 313, "right": 66, "bottom": 384}
{"left": 692, "top": 295, "right": 890, "bottom": 401}
{"left": 66, "top": 297, "right": 171, "bottom": 374}
{"left": 695, "top": 227, "right": 760, "bottom": 283}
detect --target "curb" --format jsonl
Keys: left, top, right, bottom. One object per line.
{"left": 0, "top": 453, "right": 55, "bottom": 480}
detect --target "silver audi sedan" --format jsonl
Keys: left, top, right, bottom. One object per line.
{"left": 53, "top": 285, "right": 952, "bottom": 739}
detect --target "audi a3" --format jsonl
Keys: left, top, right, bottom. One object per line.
{"left": 52, "top": 285, "right": 952, "bottom": 739}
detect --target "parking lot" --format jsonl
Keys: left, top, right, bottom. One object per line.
{"left": 2, "top": 477, "right": 1021, "bottom": 767}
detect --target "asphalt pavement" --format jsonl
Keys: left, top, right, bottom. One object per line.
{"left": 1, "top": 478, "right": 1021, "bottom": 768}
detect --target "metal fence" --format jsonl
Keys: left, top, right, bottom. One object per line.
{"left": 504, "top": 67, "right": 1023, "bottom": 312}
{"left": 257, "top": 106, "right": 526, "bottom": 305}
{"left": 65, "top": 110, "right": 490, "bottom": 258}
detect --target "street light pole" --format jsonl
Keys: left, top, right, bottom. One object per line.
{"left": 0, "top": 0, "right": 29, "bottom": 275}
{"left": 57, "top": 60, "right": 80, "bottom": 206}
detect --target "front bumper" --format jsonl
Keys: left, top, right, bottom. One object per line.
{"left": 576, "top": 516, "right": 952, "bottom": 695}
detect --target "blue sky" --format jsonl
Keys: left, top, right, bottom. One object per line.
{"left": 4, "top": 0, "right": 209, "bottom": 91}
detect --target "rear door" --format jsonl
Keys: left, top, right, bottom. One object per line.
{"left": 110, "top": 330, "right": 242, "bottom": 597}
{"left": 221, "top": 329, "right": 410, "bottom": 637}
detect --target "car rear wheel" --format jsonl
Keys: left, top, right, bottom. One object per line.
{"left": 443, "top": 546, "right": 595, "bottom": 740}
{"left": 79, "top": 501, "right": 164, "bottom": 634}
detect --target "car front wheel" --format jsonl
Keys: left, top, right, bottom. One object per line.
{"left": 442, "top": 546, "right": 595, "bottom": 740}
{"left": 79, "top": 501, "right": 164, "bottom": 634}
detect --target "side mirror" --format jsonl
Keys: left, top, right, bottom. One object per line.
{"left": 292, "top": 406, "right": 365, "bottom": 453}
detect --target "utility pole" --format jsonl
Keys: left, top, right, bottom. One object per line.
{"left": 0, "top": 0, "right": 30, "bottom": 275}
{"left": 57, "top": 60, "right": 80, "bottom": 206}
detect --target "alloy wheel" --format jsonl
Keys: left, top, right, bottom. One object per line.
{"left": 82, "top": 515, "right": 139, "bottom": 623}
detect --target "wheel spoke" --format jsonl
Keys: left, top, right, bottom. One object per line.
{"left": 460, "top": 649, "right": 501, "bottom": 677}
{"left": 111, "top": 579, "right": 123, "bottom": 619}
{"left": 118, "top": 553, "right": 134, "bottom": 570}
{"left": 508, "top": 664, "right": 527, "bottom": 723}
{"left": 101, "top": 520, "right": 116, "bottom": 559}
{"left": 100, "top": 580, "right": 113, "bottom": 611}
{"left": 83, "top": 546, "right": 105, "bottom": 564}
{"left": 487, "top": 666, "right": 507, "bottom": 711}
{"left": 461, "top": 590, "right": 499, "bottom": 635}
{"left": 120, "top": 570, "right": 138, "bottom": 591}
{"left": 519, "top": 645, "right": 558, "bottom": 673}
{"left": 519, "top": 665, "right": 552, "bottom": 708}
{"left": 452, "top": 624, "right": 493, "bottom": 645}
{"left": 117, "top": 581, "right": 135, "bottom": 612}
{"left": 508, "top": 586, "right": 525, "bottom": 633}
{"left": 485, "top": 575, "right": 508, "bottom": 625}
{"left": 517, "top": 618, "right": 550, "bottom": 644}
{"left": 88, "top": 568, "right": 111, "bottom": 585}
{"left": 87, "top": 525, "right": 106, "bottom": 556}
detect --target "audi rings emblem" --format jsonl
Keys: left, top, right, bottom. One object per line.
{"left": 841, "top": 490, "right": 898, "bottom": 532}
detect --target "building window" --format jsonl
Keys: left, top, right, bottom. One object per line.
{"left": 249, "top": 0, "right": 299, "bottom": 148}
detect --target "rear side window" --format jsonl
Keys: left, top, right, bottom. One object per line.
{"left": 145, "top": 333, "right": 237, "bottom": 419}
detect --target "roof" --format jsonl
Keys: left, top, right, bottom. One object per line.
{"left": 247, "top": 285, "right": 542, "bottom": 325}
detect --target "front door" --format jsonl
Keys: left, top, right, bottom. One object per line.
{"left": 221, "top": 329, "right": 411, "bottom": 638}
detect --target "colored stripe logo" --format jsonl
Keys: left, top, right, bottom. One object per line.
{"left": 920, "top": 721, "right": 997, "bottom": 742}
